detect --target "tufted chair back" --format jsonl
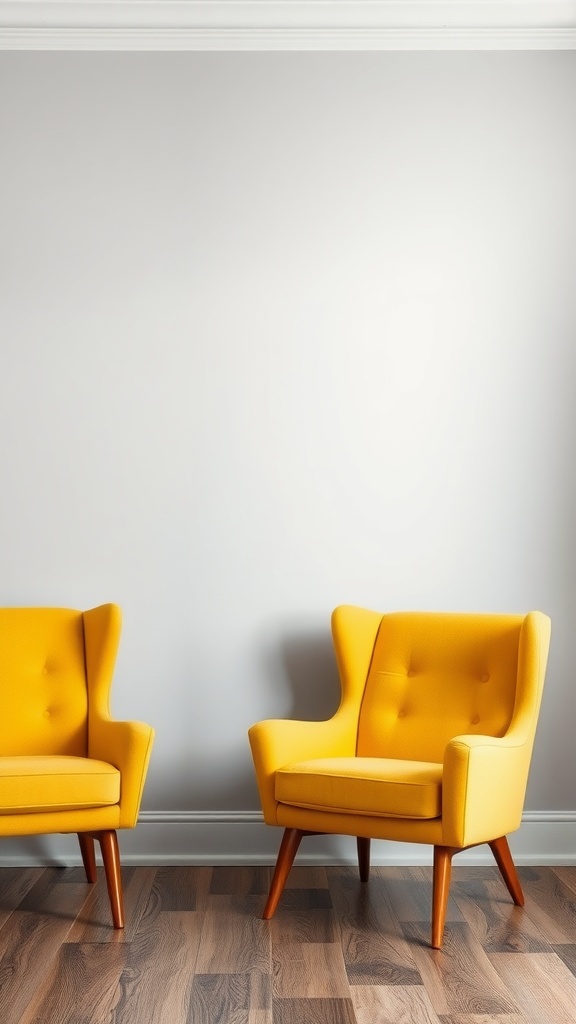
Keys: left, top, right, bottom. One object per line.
{"left": 0, "top": 602, "right": 155, "bottom": 932}
{"left": 250, "top": 605, "right": 550, "bottom": 949}
{"left": 0, "top": 608, "right": 88, "bottom": 757}
{"left": 357, "top": 612, "right": 523, "bottom": 763}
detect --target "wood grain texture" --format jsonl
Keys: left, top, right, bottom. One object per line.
{"left": 0, "top": 865, "right": 574, "bottom": 1023}
{"left": 383, "top": 865, "right": 465, "bottom": 926}
{"left": 489, "top": 951, "right": 576, "bottom": 1024}
{"left": 0, "top": 868, "right": 44, "bottom": 932}
{"left": 284, "top": 866, "right": 329, "bottom": 890}
{"left": 269, "top": 903, "right": 339, "bottom": 944}
{"left": 551, "top": 942, "right": 576, "bottom": 977}
{"left": 328, "top": 868, "right": 421, "bottom": 985}
{"left": 152, "top": 866, "right": 206, "bottom": 908}
{"left": 25, "top": 942, "right": 125, "bottom": 1024}
{"left": 210, "top": 866, "right": 272, "bottom": 896}
{"left": 273, "top": 941, "right": 350, "bottom": 998}
{"left": 273, "top": 998, "right": 357, "bottom": 1023}
{"left": 188, "top": 973, "right": 251, "bottom": 1024}
{"left": 404, "top": 922, "right": 518, "bottom": 1016}
{"left": 65, "top": 866, "right": 156, "bottom": 943}
{"left": 437, "top": 1016, "right": 528, "bottom": 1023}
{"left": 0, "top": 876, "right": 91, "bottom": 1024}
{"left": 351, "top": 983, "right": 443, "bottom": 1023}
{"left": 552, "top": 865, "right": 576, "bottom": 897}
{"left": 9, "top": 867, "right": 74, "bottom": 913}
{"left": 194, "top": 894, "right": 271, "bottom": 975}
{"left": 516, "top": 866, "right": 576, "bottom": 944}
{"left": 452, "top": 876, "right": 550, "bottom": 953}
{"left": 115, "top": 912, "right": 202, "bottom": 1023}
{"left": 267, "top": 886, "right": 333, "bottom": 912}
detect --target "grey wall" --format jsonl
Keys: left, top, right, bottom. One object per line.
{"left": 1, "top": 52, "right": 575, "bottom": 861}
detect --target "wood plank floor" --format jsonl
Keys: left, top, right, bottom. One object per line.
{"left": 0, "top": 863, "right": 575, "bottom": 1022}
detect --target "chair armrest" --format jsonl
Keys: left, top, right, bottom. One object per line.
{"left": 442, "top": 733, "right": 533, "bottom": 848}
{"left": 90, "top": 718, "right": 155, "bottom": 829}
{"left": 248, "top": 716, "right": 356, "bottom": 825}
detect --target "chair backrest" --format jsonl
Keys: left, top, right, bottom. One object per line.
{"left": 0, "top": 608, "right": 89, "bottom": 756}
{"left": 356, "top": 612, "right": 527, "bottom": 763}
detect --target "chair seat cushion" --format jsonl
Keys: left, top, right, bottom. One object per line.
{"left": 0, "top": 756, "right": 121, "bottom": 814}
{"left": 275, "top": 757, "right": 443, "bottom": 819}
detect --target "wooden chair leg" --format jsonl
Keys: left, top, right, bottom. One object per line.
{"left": 263, "top": 828, "right": 303, "bottom": 920}
{"left": 489, "top": 835, "right": 524, "bottom": 907}
{"left": 97, "top": 830, "right": 125, "bottom": 929}
{"left": 77, "top": 833, "right": 97, "bottom": 883}
{"left": 432, "top": 846, "right": 455, "bottom": 949}
{"left": 357, "top": 836, "right": 370, "bottom": 883}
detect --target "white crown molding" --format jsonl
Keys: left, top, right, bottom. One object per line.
{"left": 1, "top": 1, "right": 576, "bottom": 50}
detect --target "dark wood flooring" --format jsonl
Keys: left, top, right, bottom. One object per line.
{"left": 0, "top": 862, "right": 575, "bottom": 1022}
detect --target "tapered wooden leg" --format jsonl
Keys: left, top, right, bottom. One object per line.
{"left": 77, "top": 833, "right": 97, "bottom": 883}
{"left": 97, "top": 830, "right": 125, "bottom": 929}
{"left": 432, "top": 846, "right": 455, "bottom": 949}
{"left": 357, "top": 837, "right": 371, "bottom": 883}
{"left": 489, "top": 835, "right": 524, "bottom": 907}
{"left": 263, "top": 828, "right": 303, "bottom": 920}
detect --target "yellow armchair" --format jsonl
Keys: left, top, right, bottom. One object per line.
{"left": 0, "top": 604, "right": 154, "bottom": 928}
{"left": 249, "top": 606, "right": 551, "bottom": 948}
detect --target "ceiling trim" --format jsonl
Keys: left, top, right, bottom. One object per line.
{"left": 2, "top": 1, "right": 576, "bottom": 51}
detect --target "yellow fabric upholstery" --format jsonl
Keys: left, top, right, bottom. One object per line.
{"left": 357, "top": 613, "right": 521, "bottom": 763}
{"left": 0, "top": 608, "right": 88, "bottom": 756}
{"left": 249, "top": 607, "right": 551, "bottom": 849}
{"left": 0, "top": 756, "right": 120, "bottom": 813}
{"left": 0, "top": 605, "right": 154, "bottom": 837}
{"left": 276, "top": 758, "right": 442, "bottom": 819}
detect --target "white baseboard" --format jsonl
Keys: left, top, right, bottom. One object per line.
{"left": 0, "top": 810, "right": 574, "bottom": 867}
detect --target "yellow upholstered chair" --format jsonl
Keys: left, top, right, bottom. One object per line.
{"left": 0, "top": 604, "right": 154, "bottom": 928}
{"left": 249, "top": 606, "right": 551, "bottom": 948}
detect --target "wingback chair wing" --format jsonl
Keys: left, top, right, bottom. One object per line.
{"left": 249, "top": 606, "right": 551, "bottom": 948}
{"left": 0, "top": 604, "right": 155, "bottom": 928}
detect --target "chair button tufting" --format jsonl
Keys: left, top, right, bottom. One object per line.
{"left": 480, "top": 672, "right": 490, "bottom": 683}
{"left": 472, "top": 714, "right": 480, "bottom": 725}
{"left": 398, "top": 709, "right": 407, "bottom": 718}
